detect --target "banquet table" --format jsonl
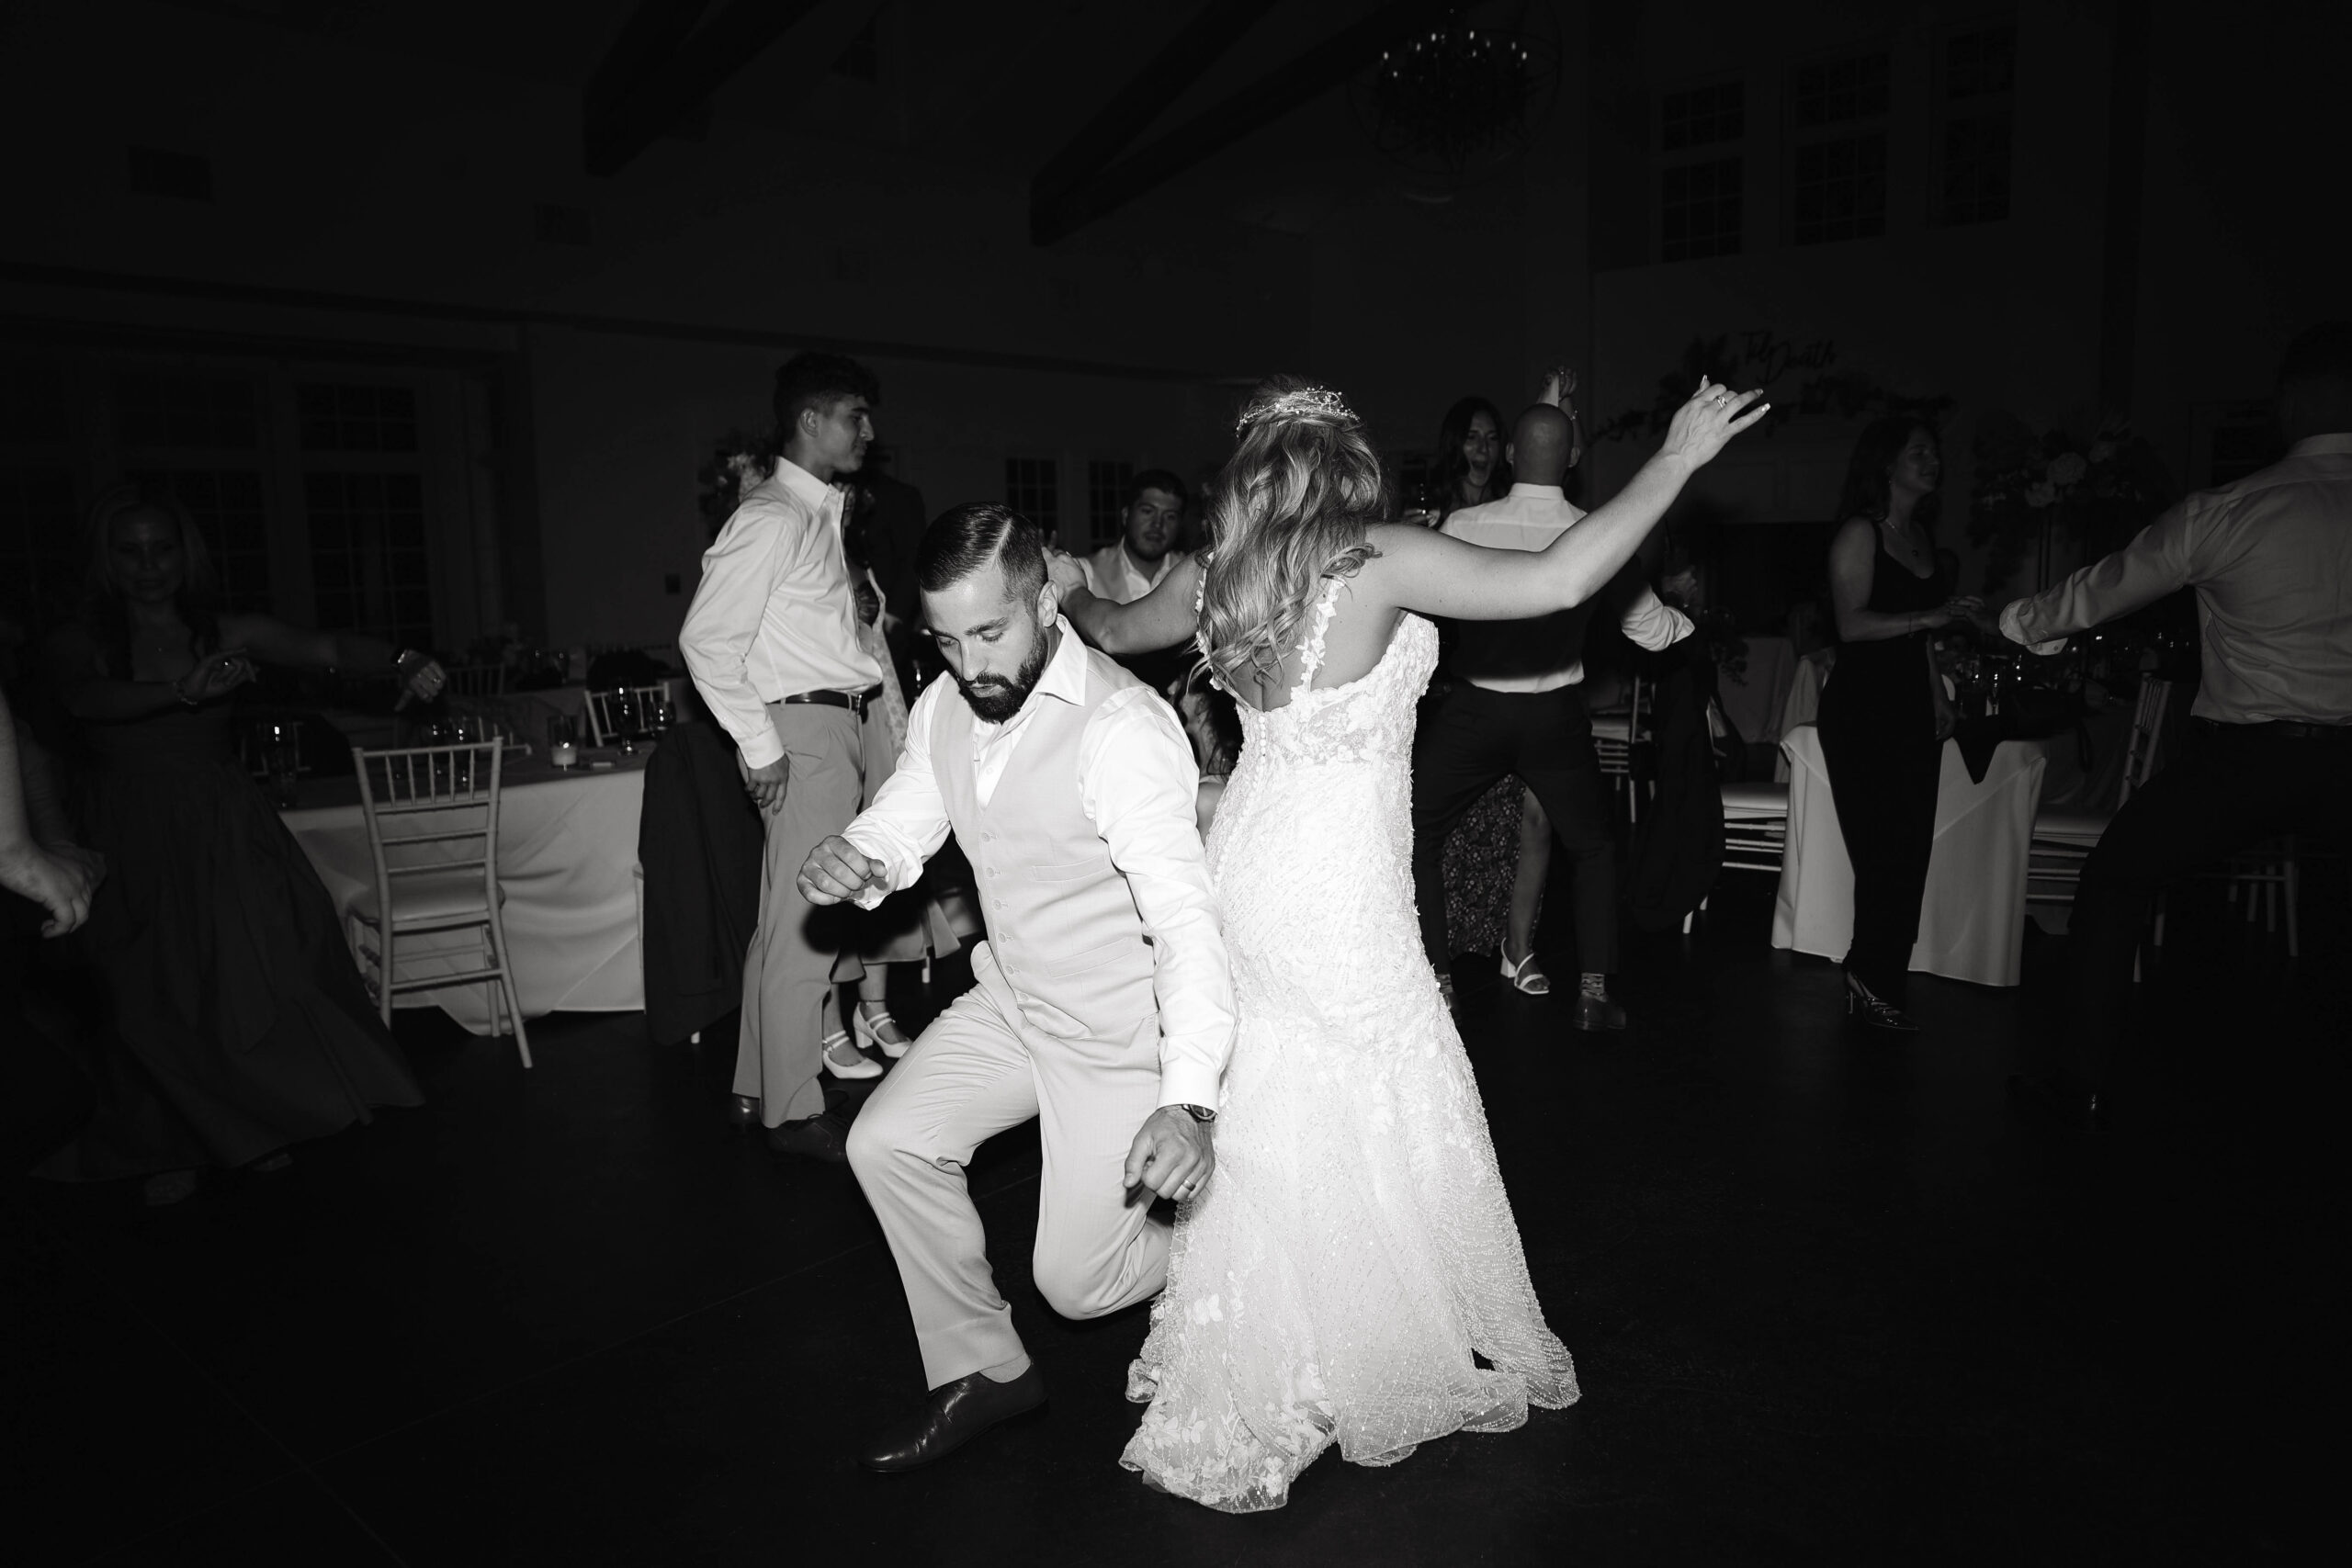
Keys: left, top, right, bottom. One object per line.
{"left": 1772, "top": 723, "right": 2049, "bottom": 987}
{"left": 454, "top": 678, "right": 688, "bottom": 748}
{"left": 281, "top": 749, "right": 649, "bottom": 1034}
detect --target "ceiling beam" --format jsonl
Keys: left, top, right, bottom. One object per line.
{"left": 1032, "top": 0, "right": 1273, "bottom": 215}
{"left": 584, "top": 0, "right": 718, "bottom": 124}
{"left": 584, "top": 0, "right": 829, "bottom": 177}
{"left": 1030, "top": 0, "right": 1451, "bottom": 246}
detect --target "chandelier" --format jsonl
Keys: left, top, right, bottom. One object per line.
{"left": 1353, "top": 6, "right": 1562, "bottom": 190}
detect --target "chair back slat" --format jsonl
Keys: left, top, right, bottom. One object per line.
{"left": 2119, "top": 676, "right": 2173, "bottom": 807}
{"left": 583, "top": 682, "right": 675, "bottom": 746}
{"left": 351, "top": 742, "right": 506, "bottom": 901}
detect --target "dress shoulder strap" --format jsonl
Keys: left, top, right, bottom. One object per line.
{"left": 1291, "top": 574, "right": 1347, "bottom": 700}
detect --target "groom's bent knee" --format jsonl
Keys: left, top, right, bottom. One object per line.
{"left": 1033, "top": 1261, "right": 1123, "bottom": 1322}
{"left": 843, "top": 1098, "right": 906, "bottom": 1182}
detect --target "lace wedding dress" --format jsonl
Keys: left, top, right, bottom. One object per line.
{"left": 1122, "top": 574, "right": 1577, "bottom": 1512}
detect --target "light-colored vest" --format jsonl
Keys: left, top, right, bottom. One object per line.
{"left": 932, "top": 644, "right": 1160, "bottom": 1042}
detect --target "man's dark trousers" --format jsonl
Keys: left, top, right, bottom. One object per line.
{"left": 1412, "top": 682, "right": 1617, "bottom": 976}
{"left": 2065, "top": 719, "right": 2351, "bottom": 1080}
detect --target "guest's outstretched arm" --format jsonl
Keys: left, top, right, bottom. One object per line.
{"left": 1051, "top": 553, "right": 1202, "bottom": 654}
{"left": 1362, "top": 379, "right": 1768, "bottom": 623}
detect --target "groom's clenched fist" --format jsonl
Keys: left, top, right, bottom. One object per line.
{"left": 1124, "top": 1107, "right": 1215, "bottom": 1204}
{"left": 797, "top": 835, "right": 887, "bottom": 906}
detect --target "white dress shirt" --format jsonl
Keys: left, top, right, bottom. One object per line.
{"left": 1442, "top": 484, "right": 1694, "bottom": 691}
{"left": 842, "top": 626, "right": 1235, "bottom": 1109}
{"left": 1080, "top": 540, "right": 1190, "bottom": 605}
{"left": 678, "top": 457, "right": 885, "bottom": 769}
{"left": 2000, "top": 434, "right": 2352, "bottom": 725}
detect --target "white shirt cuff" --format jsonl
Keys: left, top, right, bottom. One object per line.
{"left": 1156, "top": 1058, "right": 1225, "bottom": 1113}
{"left": 1997, "top": 601, "right": 2067, "bottom": 657}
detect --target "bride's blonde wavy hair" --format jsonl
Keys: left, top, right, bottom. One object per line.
{"left": 1198, "top": 377, "right": 1389, "bottom": 693}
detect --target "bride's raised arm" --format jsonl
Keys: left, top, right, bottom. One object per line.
{"left": 1049, "top": 551, "right": 1203, "bottom": 654}
{"left": 1360, "top": 378, "right": 1766, "bottom": 624}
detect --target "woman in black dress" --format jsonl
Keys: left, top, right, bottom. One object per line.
{"left": 1819, "top": 421, "right": 1982, "bottom": 1032}
{"left": 40, "top": 482, "right": 435, "bottom": 1202}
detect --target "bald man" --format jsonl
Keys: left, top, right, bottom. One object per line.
{"left": 1410, "top": 401, "right": 1693, "bottom": 1029}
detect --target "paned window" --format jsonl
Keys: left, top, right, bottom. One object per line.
{"left": 1789, "top": 51, "right": 1889, "bottom": 244}
{"left": 306, "top": 470, "right": 434, "bottom": 652}
{"left": 1004, "top": 457, "right": 1059, "bottom": 538}
{"left": 299, "top": 383, "right": 419, "bottom": 453}
{"left": 1087, "top": 459, "right": 1133, "bottom": 547}
{"left": 115, "top": 372, "right": 259, "bottom": 449}
{"left": 1660, "top": 80, "right": 1744, "bottom": 152}
{"left": 1658, "top": 79, "right": 1745, "bottom": 260}
{"left": 1940, "top": 24, "right": 2016, "bottom": 224}
{"left": 0, "top": 466, "right": 81, "bottom": 628}
{"left": 1661, "top": 157, "right": 1744, "bottom": 261}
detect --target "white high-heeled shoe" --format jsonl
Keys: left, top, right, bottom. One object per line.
{"left": 1499, "top": 942, "right": 1551, "bottom": 995}
{"left": 854, "top": 1005, "right": 913, "bottom": 1060}
{"left": 820, "top": 1029, "right": 882, "bottom": 1079}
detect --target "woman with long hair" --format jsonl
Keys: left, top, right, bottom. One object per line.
{"left": 1818, "top": 420, "right": 1983, "bottom": 1032}
{"left": 1053, "top": 372, "right": 1765, "bottom": 1510}
{"left": 1430, "top": 393, "right": 1509, "bottom": 524}
{"left": 38, "top": 480, "right": 435, "bottom": 1203}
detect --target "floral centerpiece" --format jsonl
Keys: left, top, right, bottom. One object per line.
{"left": 1968, "top": 412, "right": 2177, "bottom": 594}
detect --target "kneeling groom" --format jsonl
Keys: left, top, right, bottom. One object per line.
{"left": 797, "top": 502, "right": 1236, "bottom": 1472}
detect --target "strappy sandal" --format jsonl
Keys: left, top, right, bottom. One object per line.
{"left": 820, "top": 1029, "right": 882, "bottom": 1079}
{"left": 854, "top": 1002, "right": 913, "bottom": 1060}
{"left": 1499, "top": 942, "right": 1552, "bottom": 995}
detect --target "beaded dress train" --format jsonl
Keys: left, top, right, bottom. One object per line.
{"left": 1122, "top": 575, "right": 1576, "bottom": 1512}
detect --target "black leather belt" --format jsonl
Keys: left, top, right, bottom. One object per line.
{"left": 783, "top": 684, "right": 885, "bottom": 716}
{"left": 2199, "top": 716, "right": 2352, "bottom": 742}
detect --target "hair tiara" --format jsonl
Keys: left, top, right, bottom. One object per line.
{"left": 1238, "top": 384, "right": 1357, "bottom": 433}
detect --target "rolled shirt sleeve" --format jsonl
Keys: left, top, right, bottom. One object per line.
{"left": 1619, "top": 585, "right": 1694, "bottom": 651}
{"left": 1080, "top": 686, "right": 1237, "bottom": 1111}
{"left": 680, "top": 501, "right": 790, "bottom": 771}
{"left": 840, "top": 678, "right": 953, "bottom": 908}
{"left": 2001, "top": 502, "right": 2198, "bottom": 655}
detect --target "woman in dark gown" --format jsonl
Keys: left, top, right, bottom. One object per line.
{"left": 1818, "top": 421, "right": 1983, "bottom": 1032}
{"left": 39, "top": 482, "right": 436, "bottom": 1202}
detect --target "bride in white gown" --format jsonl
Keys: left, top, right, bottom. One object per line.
{"left": 1051, "top": 374, "right": 1765, "bottom": 1512}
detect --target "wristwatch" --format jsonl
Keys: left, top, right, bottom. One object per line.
{"left": 1175, "top": 1103, "right": 1216, "bottom": 1124}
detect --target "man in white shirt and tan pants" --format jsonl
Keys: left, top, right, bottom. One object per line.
{"left": 2001, "top": 322, "right": 2352, "bottom": 1129}
{"left": 797, "top": 503, "right": 1236, "bottom": 1472}
{"left": 680, "top": 353, "right": 889, "bottom": 1160}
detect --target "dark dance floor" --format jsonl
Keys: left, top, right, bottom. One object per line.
{"left": 7, "top": 875, "right": 2339, "bottom": 1566}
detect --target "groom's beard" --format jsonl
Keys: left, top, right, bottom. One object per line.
{"left": 952, "top": 631, "right": 1052, "bottom": 723}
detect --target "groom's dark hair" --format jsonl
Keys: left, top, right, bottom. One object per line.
{"left": 917, "top": 502, "right": 1047, "bottom": 600}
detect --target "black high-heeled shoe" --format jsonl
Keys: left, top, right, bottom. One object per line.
{"left": 1843, "top": 970, "right": 1919, "bottom": 1033}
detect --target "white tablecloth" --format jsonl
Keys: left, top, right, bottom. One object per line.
{"left": 1771, "top": 723, "right": 2048, "bottom": 987}
{"left": 1770, "top": 650, "right": 1835, "bottom": 783}
{"left": 283, "top": 755, "right": 647, "bottom": 1034}
{"left": 1720, "top": 635, "right": 1797, "bottom": 747}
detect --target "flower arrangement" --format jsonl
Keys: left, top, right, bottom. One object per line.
{"left": 1968, "top": 412, "right": 2177, "bottom": 593}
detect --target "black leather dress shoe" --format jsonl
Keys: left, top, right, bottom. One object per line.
{"left": 1571, "top": 992, "right": 1627, "bottom": 1032}
{"left": 859, "top": 1366, "right": 1047, "bottom": 1472}
{"left": 765, "top": 1111, "right": 851, "bottom": 1164}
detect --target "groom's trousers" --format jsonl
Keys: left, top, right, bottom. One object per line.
{"left": 845, "top": 943, "right": 1170, "bottom": 1388}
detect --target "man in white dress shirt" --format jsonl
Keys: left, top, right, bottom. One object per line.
{"left": 678, "top": 353, "right": 888, "bottom": 1159}
{"left": 2001, "top": 322, "right": 2352, "bottom": 1128}
{"left": 797, "top": 503, "right": 1235, "bottom": 1472}
{"left": 1411, "top": 402, "right": 1693, "bottom": 1031}
{"left": 1079, "top": 468, "right": 1193, "bottom": 694}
